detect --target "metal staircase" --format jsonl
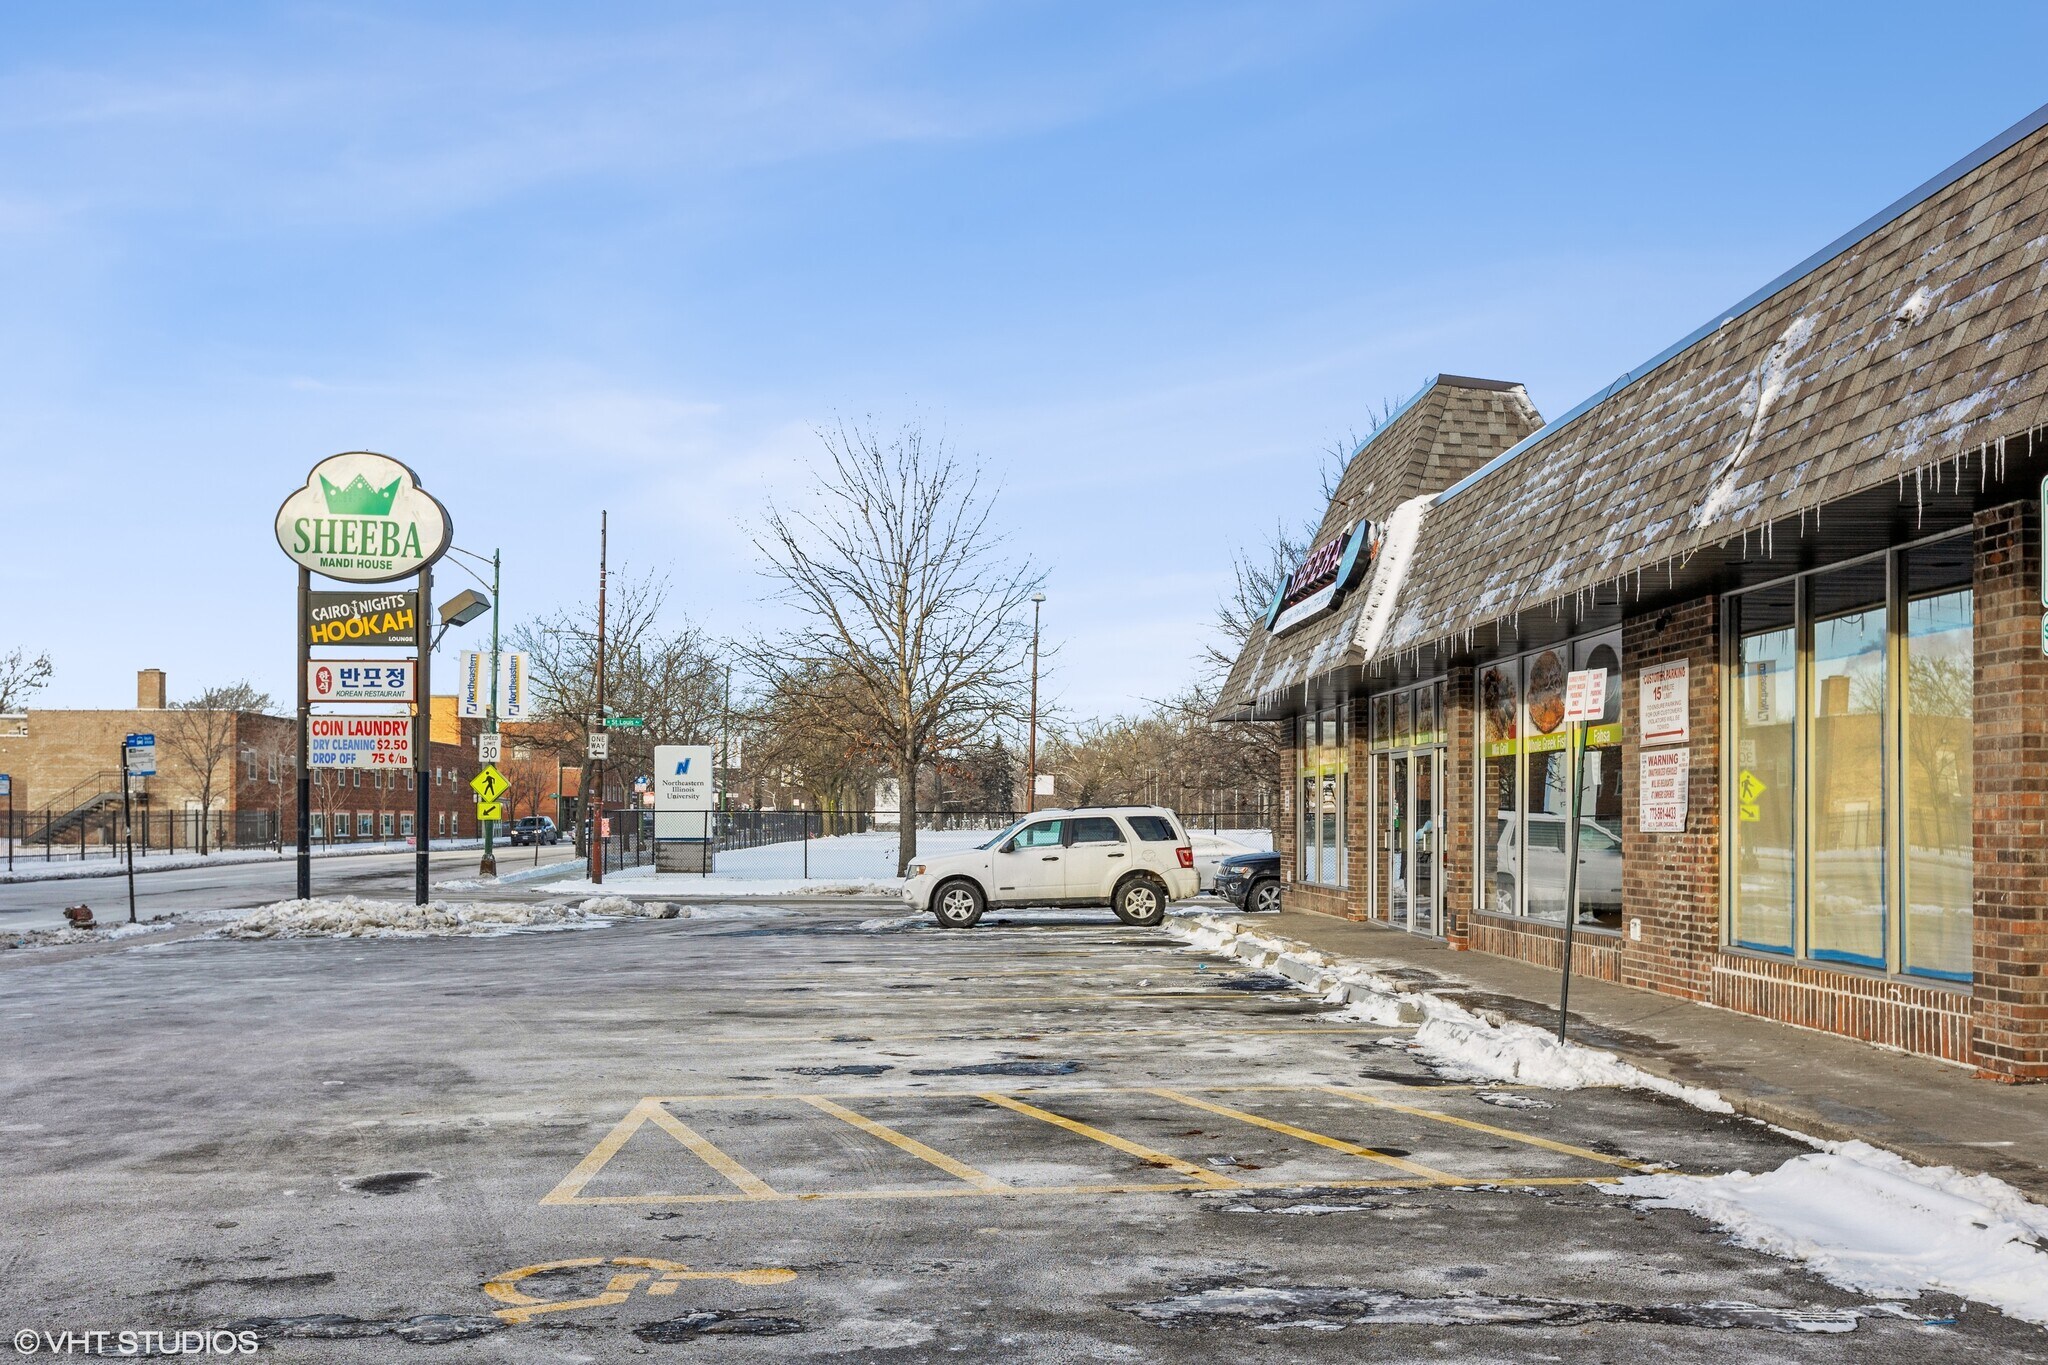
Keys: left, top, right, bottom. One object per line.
{"left": 24, "top": 770, "right": 125, "bottom": 844}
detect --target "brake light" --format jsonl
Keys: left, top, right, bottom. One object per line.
{"left": 1176, "top": 845, "right": 1194, "bottom": 869}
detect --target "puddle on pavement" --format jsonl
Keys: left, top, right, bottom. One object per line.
{"left": 227, "top": 1313, "right": 499, "bottom": 1345}
{"left": 634, "top": 1311, "right": 805, "bottom": 1342}
{"left": 1210, "top": 973, "right": 1295, "bottom": 993}
{"left": 1117, "top": 1285, "right": 1881, "bottom": 1334}
{"left": 787, "top": 1064, "right": 893, "bottom": 1077}
{"left": 913, "top": 1061, "right": 1082, "bottom": 1076}
{"left": 347, "top": 1171, "right": 435, "bottom": 1195}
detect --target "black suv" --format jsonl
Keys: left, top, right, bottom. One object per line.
{"left": 1212, "top": 849, "right": 1282, "bottom": 913}
{"left": 508, "top": 816, "right": 560, "bottom": 846}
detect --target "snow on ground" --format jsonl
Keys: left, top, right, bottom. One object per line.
{"left": 1170, "top": 912, "right": 1726, "bottom": 1109}
{"left": 0, "top": 838, "right": 487, "bottom": 884}
{"left": 220, "top": 895, "right": 681, "bottom": 940}
{"left": 3, "top": 919, "right": 180, "bottom": 951}
{"left": 1171, "top": 911, "right": 2048, "bottom": 1327}
{"left": 1615, "top": 1142, "right": 2048, "bottom": 1325}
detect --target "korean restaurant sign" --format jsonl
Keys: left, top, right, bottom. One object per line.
{"left": 304, "top": 591, "right": 420, "bottom": 647}
{"left": 309, "top": 659, "right": 416, "bottom": 703}
{"left": 275, "top": 452, "right": 452, "bottom": 583}
{"left": 1266, "top": 520, "right": 1378, "bottom": 634}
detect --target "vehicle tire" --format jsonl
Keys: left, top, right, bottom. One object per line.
{"left": 932, "top": 879, "right": 986, "bottom": 929}
{"left": 1250, "top": 878, "right": 1282, "bottom": 914}
{"left": 1112, "top": 876, "right": 1167, "bottom": 926}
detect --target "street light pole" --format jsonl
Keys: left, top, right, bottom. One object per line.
{"left": 1027, "top": 592, "right": 1045, "bottom": 813}
{"left": 480, "top": 547, "right": 502, "bottom": 878}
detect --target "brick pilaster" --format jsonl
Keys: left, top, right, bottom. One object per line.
{"left": 1442, "top": 667, "right": 1475, "bottom": 947}
{"left": 1971, "top": 500, "right": 2048, "bottom": 1080}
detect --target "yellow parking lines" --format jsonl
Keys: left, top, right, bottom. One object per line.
{"left": 1148, "top": 1088, "right": 1458, "bottom": 1182}
{"left": 974, "top": 1092, "right": 1243, "bottom": 1188}
{"left": 800, "top": 1095, "right": 1011, "bottom": 1193}
{"left": 542, "top": 1098, "right": 783, "bottom": 1205}
{"left": 1318, "top": 1085, "right": 1654, "bottom": 1171}
{"left": 544, "top": 1084, "right": 1660, "bottom": 1208}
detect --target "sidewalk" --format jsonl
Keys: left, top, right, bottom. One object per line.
{"left": 1235, "top": 906, "right": 2048, "bottom": 1201}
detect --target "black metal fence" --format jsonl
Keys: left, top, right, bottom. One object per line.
{"left": 1, "top": 807, "right": 286, "bottom": 864}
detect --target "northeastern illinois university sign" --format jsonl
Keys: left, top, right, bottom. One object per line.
{"left": 275, "top": 451, "right": 452, "bottom": 583}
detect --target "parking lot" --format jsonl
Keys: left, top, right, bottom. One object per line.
{"left": 3, "top": 900, "right": 2042, "bottom": 1361}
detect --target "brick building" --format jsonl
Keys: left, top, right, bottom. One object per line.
{"left": 0, "top": 668, "right": 482, "bottom": 851}
{"left": 1216, "top": 104, "right": 2048, "bottom": 1080}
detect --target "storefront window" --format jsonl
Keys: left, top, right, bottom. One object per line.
{"left": 1731, "top": 584, "right": 1796, "bottom": 953}
{"left": 1521, "top": 647, "right": 1571, "bottom": 923}
{"left": 1808, "top": 560, "right": 1888, "bottom": 968}
{"left": 1478, "top": 662, "right": 1519, "bottom": 916}
{"left": 1296, "top": 705, "right": 1348, "bottom": 888}
{"left": 1903, "top": 539, "right": 1972, "bottom": 981}
{"left": 1473, "top": 637, "right": 1623, "bottom": 930}
{"left": 1575, "top": 635, "right": 1624, "bottom": 931}
{"left": 1724, "top": 534, "right": 1972, "bottom": 979}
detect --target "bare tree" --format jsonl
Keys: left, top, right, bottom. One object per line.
{"left": 750, "top": 419, "right": 1043, "bottom": 874}
{"left": 507, "top": 570, "right": 724, "bottom": 856}
{"left": 0, "top": 647, "right": 52, "bottom": 713}
{"left": 160, "top": 682, "right": 276, "bottom": 854}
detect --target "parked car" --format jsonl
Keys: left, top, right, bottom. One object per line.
{"left": 1212, "top": 849, "right": 1282, "bottom": 913}
{"left": 1186, "top": 830, "right": 1259, "bottom": 890}
{"left": 1490, "top": 814, "right": 1622, "bottom": 920}
{"left": 508, "top": 816, "right": 560, "bottom": 846}
{"left": 902, "top": 806, "right": 1201, "bottom": 928}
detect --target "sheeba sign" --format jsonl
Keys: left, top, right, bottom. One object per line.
{"left": 276, "top": 451, "right": 452, "bottom": 583}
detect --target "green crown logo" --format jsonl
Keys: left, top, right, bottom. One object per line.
{"left": 319, "top": 474, "right": 402, "bottom": 516}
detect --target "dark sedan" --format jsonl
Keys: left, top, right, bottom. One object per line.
{"left": 1212, "top": 849, "right": 1282, "bottom": 913}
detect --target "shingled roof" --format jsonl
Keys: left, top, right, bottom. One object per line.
{"left": 1216, "top": 375, "right": 1543, "bottom": 711}
{"left": 1220, "top": 100, "right": 2048, "bottom": 719}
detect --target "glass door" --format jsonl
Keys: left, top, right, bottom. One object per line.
{"left": 1386, "top": 754, "right": 1409, "bottom": 928}
{"left": 1411, "top": 748, "right": 1440, "bottom": 936}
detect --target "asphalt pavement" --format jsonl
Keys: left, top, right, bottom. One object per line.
{"left": 1, "top": 900, "right": 2042, "bottom": 1361}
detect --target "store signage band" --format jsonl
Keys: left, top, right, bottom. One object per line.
{"left": 1266, "top": 520, "right": 1378, "bottom": 635}
{"left": 275, "top": 451, "right": 452, "bottom": 584}
{"left": 310, "top": 659, "right": 416, "bottom": 703}
{"left": 305, "top": 591, "right": 420, "bottom": 647}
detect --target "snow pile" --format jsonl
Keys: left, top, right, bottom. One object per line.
{"left": 3, "top": 920, "right": 176, "bottom": 950}
{"left": 1693, "top": 314, "right": 1817, "bottom": 527}
{"left": 1614, "top": 1141, "right": 2048, "bottom": 1325}
{"left": 1170, "top": 913, "right": 1728, "bottom": 1111}
{"left": 221, "top": 895, "right": 679, "bottom": 940}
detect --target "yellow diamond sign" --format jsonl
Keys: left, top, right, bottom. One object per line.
{"left": 1737, "top": 770, "right": 1766, "bottom": 804}
{"left": 471, "top": 765, "right": 508, "bottom": 801}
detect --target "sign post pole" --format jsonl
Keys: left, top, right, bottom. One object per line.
{"left": 1554, "top": 667, "right": 1606, "bottom": 1043}
{"left": 120, "top": 743, "right": 136, "bottom": 924}
{"left": 416, "top": 562, "right": 432, "bottom": 906}
{"left": 296, "top": 566, "right": 312, "bottom": 900}
{"left": 589, "top": 512, "right": 607, "bottom": 887}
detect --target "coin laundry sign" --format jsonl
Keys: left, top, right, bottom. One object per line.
{"left": 275, "top": 452, "right": 452, "bottom": 583}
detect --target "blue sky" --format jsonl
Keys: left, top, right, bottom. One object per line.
{"left": 6, "top": 2, "right": 2048, "bottom": 720}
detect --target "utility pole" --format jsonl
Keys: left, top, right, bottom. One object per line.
{"left": 479, "top": 547, "right": 502, "bottom": 878}
{"left": 588, "top": 512, "right": 608, "bottom": 885}
{"left": 1027, "top": 592, "right": 1045, "bottom": 813}
{"left": 295, "top": 566, "right": 311, "bottom": 899}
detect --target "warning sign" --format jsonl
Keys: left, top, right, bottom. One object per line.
{"left": 1736, "top": 770, "right": 1767, "bottom": 823}
{"left": 1639, "top": 749, "right": 1690, "bottom": 833}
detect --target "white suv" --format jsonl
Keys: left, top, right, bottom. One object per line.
{"left": 902, "top": 807, "right": 1200, "bottom": 929}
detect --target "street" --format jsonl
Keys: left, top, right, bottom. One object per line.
{"left": 3, "top": 900, "right": 2038, "bottom": 1362}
